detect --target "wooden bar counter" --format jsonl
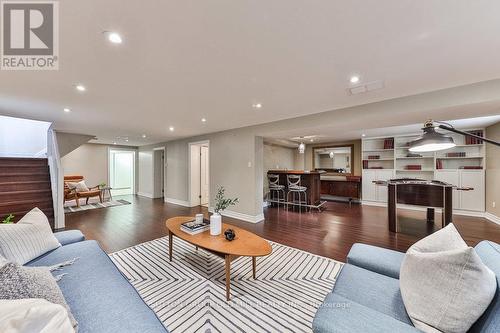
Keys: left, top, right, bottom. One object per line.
{"left": 267, "top": 170, "right": 322, "bottom": 205}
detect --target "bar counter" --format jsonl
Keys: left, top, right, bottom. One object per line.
{"left": 267, "top": 170, "right": 322, "bottom": 205}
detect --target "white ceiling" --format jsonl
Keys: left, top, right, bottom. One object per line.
{"left": 1, "top": 0, "right": 500, "bottom": 146}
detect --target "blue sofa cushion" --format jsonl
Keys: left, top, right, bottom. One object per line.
{"left": 332, "top": 263, "right": 412, "bottom": 325}
{"left": 471, "top": 241, "right": 500, "bottom": 332}
{"left": 347, "top": 243, "right": 404, "bottom": 279}
{"left": 26, "top": 240, "right": 168, "bottom": 333}
{"left": 54, "top": 230, "right": 85, "bottom": 246}
{"left": 313, "top": 293, "right": 420, "bottom": 333}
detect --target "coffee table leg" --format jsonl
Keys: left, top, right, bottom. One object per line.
{"left": 225, "top": 254, "right": 231, "bottom": 301}
{"left": 168, "top": 231, "right": 173, "bottom": 262}
{"left": 252, "top": 257, "right": 256, "bottom": 279}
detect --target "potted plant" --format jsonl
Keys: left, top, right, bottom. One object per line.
{"left": 2, "top": 214, "right": 14, "bottom": 224}
{"left": 211, "top": 186, "right": 238, "bottom": 236}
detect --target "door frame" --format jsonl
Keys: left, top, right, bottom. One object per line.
{"left": 107, "top": 147, "right": 137, "bottom": 195}
{"left": 153, "top": 147, "right": 166, "bottom": 199}
{"left": 188, "top": 140, "right": 210, "bottom": 207}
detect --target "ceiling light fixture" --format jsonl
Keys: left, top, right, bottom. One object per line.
{"left": 252, "top": 103, "right": 263, "bottom": 109}
{"left": 113, "top": 142, "right": 117, "bottom": 145}
{"left": 63, "top": 108, "right": 71, "bottom": 113}
{"left": 310, "top": 139, "right": 314, "bottom": 142}
{"left": 350, "top": 75, "right": 360, "bottom": 84}
{"left": 298, "top": 137, "right": 305, "bottom": 154}
{"left": 169, "top": 126, "right": 174, "bottom": 132}
{"left": 361, "top": 134, "right": 366, "bottom": 137}
{"left": 409, "top": 120, "right": 500, "bottom": 152}
{"left": 106, "top": 32, "right": 123, "bottom": 44}
{"left": 142, "top": 134, "right": 147, "bottom": 138}
{"left": 329, "top": 151, "right": 334, "bottom": 159}
{"left": 75, "top": 84, "right": 86, "bottom": 92}
{"left": 201, "top": 118, "right": 207, "bottom": 122}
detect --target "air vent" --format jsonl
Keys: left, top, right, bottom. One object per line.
{"left": 348, "top": 80, "right": 385, "bottom": 95}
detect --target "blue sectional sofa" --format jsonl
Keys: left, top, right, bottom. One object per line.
{"left": 26, "top": 230, "right": 168, "bottom": 333}
{"left": 313, "top": 241, "right": 500, "bottom": 333}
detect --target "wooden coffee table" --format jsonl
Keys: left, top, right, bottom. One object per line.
{"left": 166, "top": 216, "right": 272, "bottom": 301}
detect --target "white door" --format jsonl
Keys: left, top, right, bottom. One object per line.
{"left": 434, "top": 170, "right": 460, "bottom": 209}
{"left": 200, "top": 146, "right": 209, "bottom": 206}
{"left": 109, "top": 150, "right": 135, "bottom": 196}
{"left": 460, "top": 170, "right": 485, "bottom": 211}
{"left": 376, "top": 170, "right": 395, "bottom": 202}
{"left": 362, "top": 170, "right": 377, "bottom": 201}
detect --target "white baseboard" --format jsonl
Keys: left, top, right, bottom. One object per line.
{"left": 263, "top": 201, "right": 270, "bottom": 208}
{"left": 362, "top": 200, "right": 500, "bottom": 225}
{"left": 137, "top": 192, "right": 153, "bottom": 198}
{"left": 165, "top": 197, "right": 191, "bottom": 207}
{"left": 208, "top": 207, "right": 264, "bottom": 224}
{"left": 484, "top": 212, "right": 500, "bottom": 225}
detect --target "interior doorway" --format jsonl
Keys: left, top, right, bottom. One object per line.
{"left": 109, "top": 149, "right": 136, "bottom": 196}
{"left": 189, "top": 141, "right": 209, "bottom": 207}
{"left": 153, "top": 148, "right": 165, "bottom": 198}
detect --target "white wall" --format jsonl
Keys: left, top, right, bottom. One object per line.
{"left": 138, "top": 150, "right": 154, "bottom": 197}
{"left": 263, "top": 143, "right": 295, "bottom": 194}
{"left": 0, "top": 115, "right": 50, "bottom": 157}
{"left": 62, "top": 143, "right": 138, "bottom": 192}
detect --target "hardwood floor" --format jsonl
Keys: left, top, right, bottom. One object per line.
{"left": 64, "top": 195, "right": 500, "bottom": 262}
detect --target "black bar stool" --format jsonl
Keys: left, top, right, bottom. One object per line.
{"left": 267, "top": 174, "right": 286, "bottom": 207}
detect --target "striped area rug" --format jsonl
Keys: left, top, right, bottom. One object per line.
{"left": 110, "top": 236, "right": 343, "bottom": 333}
{"left": 64, "top": 199, "right": 130, "bottom": 213}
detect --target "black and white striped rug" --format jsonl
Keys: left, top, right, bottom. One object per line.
{"left": 64, "top": 199, "right": 130, "bottom": 213}
{"left": 110, "top": 237, "right": 343, "bottom": 333}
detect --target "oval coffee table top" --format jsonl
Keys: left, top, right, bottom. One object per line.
{"left": 166, "top": 216, "right": 272, "bottom": 257}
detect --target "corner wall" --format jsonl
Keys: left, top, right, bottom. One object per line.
{"left": 486, "top": 121, "right": 500, "bottom": 218}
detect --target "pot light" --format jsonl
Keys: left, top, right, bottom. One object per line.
{"left": 107, "top": 32, "right": 123, "bottom": 44}
{"left": 252, "top": 103, "right": 263, "bottom": 109}
{"left": 350, "top": 76, "right": 360, "bottom": 84}
{"left": 361, "top": 134, "right": 366, "bottom": 137}
{"left": 201, "top": 118, "right": 207, "bottom": 123}
{"left": 63, "top": 108, "right": 71, "bottom": 113}
{"left": 142, "top": 134, "right": 147, "bottom": 138}
{"left": 75, "top": 84, "right": 86, "bottom": 92}
{"left": 310, "top": 139, "right": 314, "bottom": 142}
{"left": 113, "top": 142, "right": 117, "bottom": 145}
{"left": 169, "top": 126, "right": 174, "bottom": 132}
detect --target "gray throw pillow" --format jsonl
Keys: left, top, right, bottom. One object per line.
{"left": 0, "top": 262, "right": 78, "bottom": 330}
{"left": 400, "top": 224, "right": 496, "bottom": 333}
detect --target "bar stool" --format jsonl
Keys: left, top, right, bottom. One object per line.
{"left": 286, "top": 174, "right": 308, "bottom": 212}
{"left": 267, "top": 174, "right": 286, "bottom": 207}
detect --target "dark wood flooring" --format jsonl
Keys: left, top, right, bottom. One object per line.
{"left": 64, "top": 195, "right": 500, "bottom": 262}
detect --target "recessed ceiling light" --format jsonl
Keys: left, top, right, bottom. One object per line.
{"left": 350, "top": 76, "right": 360, "bottom": 84}
{"left": 310, "top": 139, "right": 314, "bottom": 142}
{"left": 142, "top": 134, "right": 147, "bottom": 138}
{"left": 252, "top": 103, "right": 263, "bottom": 109}
{"left": 201, "top": 118, "right": 207, "bottom": 123}
{"left": 106, "top": 32, "right": 123, "bottom": 44}
{"left": 169, "top": 126, "right": 174, "bottom": 132}
{"left": 113, "top": 142, "right": 117, "bottom": 145}
{"left": 75, "top": 84, "right": 86, "bottom": 92}
{"left": 63, "top": 108, "right": 71, "bottom": 113}
{"left": 361, "top": 133, "right": 366, "bottom": 137}
{"left": 125, "top": 139, "right": 129, "bottom": 142}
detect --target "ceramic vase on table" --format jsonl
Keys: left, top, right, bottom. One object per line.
{"left": 210, "top": 213, "right": 222, "bottom": 235}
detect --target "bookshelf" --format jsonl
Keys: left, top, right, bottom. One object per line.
{"left": 361, "top": 129, "right": 485, "bottom": 212}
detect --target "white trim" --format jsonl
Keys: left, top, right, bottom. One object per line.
{"left": 208, "top": 207, "right": 264, "bottom": 223}
{"left": 165, "top": 197, "right": 191, "bottom": 207}
{"left": 108, "top": 147, "right": 137, "bottom": 195}
{"left": 137, "top": 192, "right": 154, "bottom": 198}
{"left": 484, "top": 212, "right": 500, "bottom": 225}
{"left": 362, "top": 200, "right": 500, "bottom": 224}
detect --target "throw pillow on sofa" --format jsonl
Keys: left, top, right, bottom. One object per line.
{"left": 400, "top": 224, "right": 496, "bottom": 333}
{"left": 67, "top": 180, "right": 89, "bottom": 193}
{"left": 0, "top": 208, "right": 60, "bottom": 265}
{"left": 0, "top": 299, "right": 75, "bottom": 333}
{"left": 0, "top": 262, "right": 78, "bottom": 329}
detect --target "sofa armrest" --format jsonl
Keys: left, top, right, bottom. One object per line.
{"left": 54, "top": 230, "right": 85, "bottom": 246}
{"left": 313, "top": 293, "right": 419, "bottom": 333}
{"left": 347, "top": 243, "right": 404, "bottom": 279}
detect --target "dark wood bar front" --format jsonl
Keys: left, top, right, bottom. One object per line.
{"left": 267, "top": 170, "right": 322, "bottom": 205}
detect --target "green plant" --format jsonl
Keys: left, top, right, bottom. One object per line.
{"left": 99, "top": 182, "right": 107, "bottom": 188}
{"left": 2, "top": 214, "right": 15, "bottom": 224}
{"left": 214, "top": 186, "right": 239, "bottom": 214}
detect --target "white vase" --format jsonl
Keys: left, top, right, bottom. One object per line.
{"left": 210, "top": 213, "right": 222, "bottom": 236}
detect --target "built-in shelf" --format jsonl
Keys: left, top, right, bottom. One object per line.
{"left": 396, "top": 169, "right": 434, "bottom": 172}
{"left": 363, "top": 158, "right": 394, "bottom": 161}
{"left": 436, "top": 156, "right": 483, "bottom": 159}
{"left": 363, "top": 149, "right": 394, "bottom": 152}
{"left": 396, "top": 156, "right": 434, "bottom": 159}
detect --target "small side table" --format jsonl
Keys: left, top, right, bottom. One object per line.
{"left": 100, "top": 187, "right": 113, "bottom": 202}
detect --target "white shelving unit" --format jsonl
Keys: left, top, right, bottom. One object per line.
{"left": 362, "top": 129, "right": 486, "bottom": 212}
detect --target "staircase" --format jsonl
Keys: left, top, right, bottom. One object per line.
{"left": 0, "top": 158, "right": 54, "bottom": 228}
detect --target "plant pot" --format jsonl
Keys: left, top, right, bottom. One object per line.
{"left": 210, "top": 213, "right": 222, "bottom": 236}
